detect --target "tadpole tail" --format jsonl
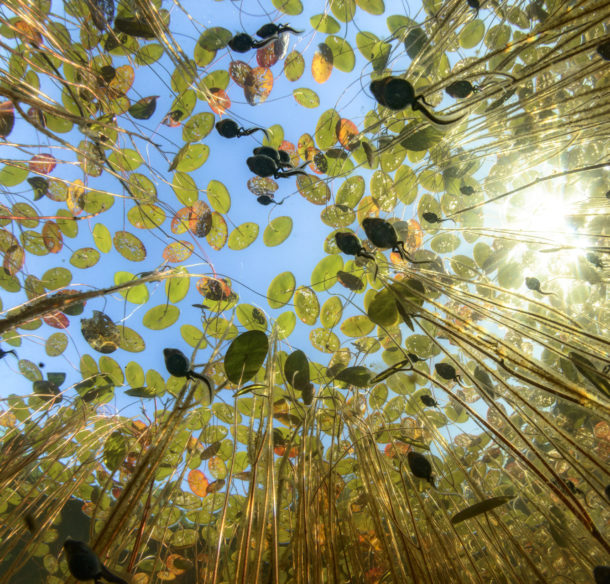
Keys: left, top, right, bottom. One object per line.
{"left": 242, "top": 127, "right": 270, "bottom": 141}
{"left": 283, "top": 26, "right": 304, "bottom": 35}
{"left": 414, "top": 102, "right": 466, "bottom": 125}
{"left": 100, "top": 565, "right": 128, "bottom": 584}
{"left": 251, "top": 35, "right": 279, "bottom": 49}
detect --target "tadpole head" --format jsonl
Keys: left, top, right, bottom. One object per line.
{"left": 256, "top": 23, "right": 279, "bottom": 39}
{"left": 362, "top": 217, "right": 399, "bottom": 250}
{"left": 163, "top": 348, "right": 190, "bottom": 378}
{"left": 446, "top": 80, "right": 475, "bottom": 99}
{"left": 460, "top": 185, "right": 475, "bottom": 195}
{"left": 253, "top": 146, "right": 281, "bottom": 163}
{"left": 247, "top": 155, "right": 278, "bottom": 178}
{"left": 525, "top": 277, "right": 541, "bottom": 292}
{"left": 435, "top": 362, "right": 458, "bottom": 382}
{"left": 420, "top": 394, "right": 438, "bottom": 407}
{"left": 407, "top": 451, "right": 434, "bottom": 485}
{"left": 257, "top": 195, "right": 275, "bottom": 206}
{"left": 228, "top": 33, "right": 254, "bottom": 53}
{"left": 335, "top": 232, "right": 363, "bottom": 256}
{"left": 423, "top": 212, "right": 442, "bottom": 224}
{"left": 370, "top": 77, "right": 415, "bottom": 110}
{"left": 215, "top": 119, "right": 240, "bottom": 138}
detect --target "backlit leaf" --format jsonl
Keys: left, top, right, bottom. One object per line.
{"left": 263, "top": 216, "right": 292, "bottom": 247}
{"left": 224, "top": 330, "right": 269, "bottom": 384}
{"left": 312, "top": 44, "right": 333, "bottom": 84}
{"left": 267, "top": 271, "right": 296, "bottom": 309}
{"left": 451, "top": 496, "right": 515, "bottom": 524}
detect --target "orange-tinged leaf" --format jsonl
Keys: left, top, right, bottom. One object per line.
{"left": 336, "top": 118, "right": 360, "bottom": 150}
{"left": 229, "top": 61, "right": 252, "bottom": 88}
{"left": 67, "top": 180, "right": 85, "bottom": 215}
{"left": 171, "top": 202, "right": 212, "bottom": 236}
{"left": 244, "top": 67, "right": 273, "bottom": 105}
{"left": 29, "top": 153, "right": 56, "bottom": 175}
{"left": 247, "top": 176, "right": 278, "bottom": 197}
{"left": 109, "top": 64, "right": 135, "bottom": 94}
{"left": 196, "top": 276, "right": 233, "bottom": 301}
{"left": 167, "top": 554, "right": 191, "bottom": 575}
{"left": 43, "top": 311, "right": 70, "bottom": 329}
{"left": 187, "top": 469, "right": 209, "bottom": 497}
{"left": 162, "top": 240, "right": 194, "bottom": 263}
{"left": 279, "top": 141, "right": 299, "bottom": 165}
{"left": 14, "top": 20, "right": 42, "bottom": 45}
{"left": 208, "top": 89, "right": 230, "bottom": 115}
{"left": 42, "top": 221, "right": 63, "bottom": 253}
{"left": 405, "top": 219, "right": 423, "bottom": 252}
{"left": 312, "top": 43, "right": 333, "bottom": 83}
{"left": 256, "top": 41, "right": 282, "bottom": 67}
{"left": 594, "top": 421, "right": 609, "bottom": 441}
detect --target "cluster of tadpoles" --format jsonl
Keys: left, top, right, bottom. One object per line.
{"left": 227, "top": 23, "right": 302, "bottom": 53}
{"left": 213, "top": 23, "right": 307, "bottom": 205}
{"left": 335, "top": 217, "right": 433, "bottom": 277}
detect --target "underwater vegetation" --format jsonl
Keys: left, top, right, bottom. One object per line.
{"left": 0, "top": 0, "right": 608, "bottom": 582}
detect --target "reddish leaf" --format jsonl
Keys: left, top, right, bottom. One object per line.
{"left": 161, "top": 110, "right": 182, "bottom": 127}
{"left": 208, "top": 89, "right": 230, "bottom": 115}
{"left": 188, "top": 469, "right": 209, "bottom": 497}
{"left": 244, "top": 67, "right": 273, "bottom": 106}
{"left": 14, "top": 20, "right": 42, "bottom": 45}
{"left": 405, "top": 219, "right": 423, "bottom": 252}
{"left": 205, "top": 479, "right": 225, "bottom": 494}
{"left": 0, "top": 101, "right": 15, "bottom": 138}
{"left": 29, "top": 153, "right": 56, "bottom": 175}
{"left": 279, "top": 141, "right": 299, "bottom": 166}
{"left": 229, "top": 61, "right": 252, "bottom": 88}
{"left": 196, "top": 276, "right": 232, "bottom": 301}
{"left": 42, "top": 221, "right": 63, "bottom": 253}
{"left": 162, "top": 240, "right": 194, "bottom": 263}
{"left": 171, "top": 201, "right": 212, "bottom": 236}
{"left": 43, "top": 311, "right": 70, "bottom": 329}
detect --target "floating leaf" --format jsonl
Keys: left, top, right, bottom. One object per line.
{"left": 207, "top": 180, "right": 231, "bottom": 214}
{"left": 271, "top": 0, "right": 303, "bottom": 15}
{"left": 296, "top": 175, "right": 331, "bottom": 205}
{"left": 104, "top": 431, "right": 127, "bottom": 472}
{"left": 326, "top": 36, "right": 355, "bottom": 72}
{"left": 113, "top": 230, "right": 146, "bottom": 261}
{"left": 294, "top": 286, "right": 319, "bottom": 325}
{"left": 293, "top": 88, "right": 320, "bottom": 108}
{"left": 224, "top": 330, "right": 269, "bottom": 384}
{"left": 460, "top": 19, "right": 485, "bottom": 49}
{"left": 0, "top": 101, "right": 15, "bottom": 138}
{"left": 311, "top": 254, "right": 343, "bottom": 292}
{"left": 315, "top": 109, "right": 341, "bottom": 149}
{"left": 188, "top": 469, "right": 209, "bottom": 497}
{"left": 163, "top": 241, "right": 194, "bottom": 263}
{"left": 312, "top": 44, "right": 333, "bottom": 83}
{"left": 263, "top": 216, "right": 292, "bottom": 247}
{"left": 451, "top": 495, "right": 515, "bottom": 524}
{"left": 284, "top": 349, "right": 310, "bottom": 390}
{"left": 284, "top": 51, "right": 305, "bottom": 81}
{"left": 142, "top": 304, "right": 180, "bottom": 330}
{"left": 268, "top": 271, "right": 296, "bottom": 309}
{"left": 29, "top": 153, "right": 56, "bottom": 175}
{"left": 197, "top": 27, "right": 232, "bottom": 50}
{"left": 208, "top": 89, "right": 230, "bottom": 115}
{"left": 229, "top": 61, "right": 252, "bottom": 88}
{"left": 81, "top": 310, "right": 120, "bottom": 354}
{"left": 228, "top": 222, "right": 259, "bottom": 250}
{"left": 128, "top": 96, "right": 158, "bottom": 119}
{"left": 335, "top": 366, "right": 373, "bottom": 387}
{"left": 70, "top": 247, "right": 100, "bottom": 269}
{"left": 244, "top": 67, "right": 274, "bottom": 105}
{"left": 206, "top": 212, "right": 228, "bottom": 251}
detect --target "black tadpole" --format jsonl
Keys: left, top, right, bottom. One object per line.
{"left": 407, "top": 451, "right": 434, "bottom": 486}
{"left": 163, "top": 348, "right": 211, "bottom": 386}
{"left": 420, "top": 394, "right": 438, "bottom": 407}
{"left": 256, "top": 23, "right": 303, "bottom": 39}
{"left": 0, "top": 347, "right": 17, "bottom": 360}
{"left": 370, "top": 76, "right": 464, "bottom": 125}
{"left": 362, "top": 217, "right": 431, "bottom": 265}
{"left": 247, "top": 154, "right": 308, "bottom": 180}
{"left": 63, "top": 538, "right": 127, "bottom": 584}
{"left": 228, "top": 32, "right": 278, "bottom": 53}
{"left": 215, "top": 119, "right": 269, "bottom": 140}
{"left": 525, "top": 276, "right": 553, "bottom": 295}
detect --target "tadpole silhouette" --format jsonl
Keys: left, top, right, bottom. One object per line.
{"left": 525, "top": 277, "right": 553, "bottom": 295}
{"left": 335, "top": 232, "right": 378, "bottom": 277}
{"left": 163, "top": 348, "right": 211, "bottom": 386}
{"left": 370, "top": 76, "right": 464, "bottom": 124}
{"left": 215, "top": 119, "right": 268, "bottom": 140}
{"left": 586, "top": 252, "right": 603, "bottom": 269}
{"left": 466, "top": 0, "right": 480, "bottom": 15}
{"left": 0, "top": 347, "right": 17, "bottom": 361}
{"left": 256, "top": 23, "right": 303, "bottom": 39}
{"left": 257, "top": 195, "right": 283, "bottom": 206}
{"left": 63, "top": 538, "right": 127, "bottom": 584}
{"left": 446, "top": 80, "right": 476, "bottom": 99}
{"left": 460, "top": 185, "right": 475, "bottom": 196}
{"left": 420, "top": 394, "right": 438, "bottom": 407}
{"left": 407, "top": 451, "right": 435, "bottom": 486}
{"left": 593, "top": 566, "right": 610, "bottom": 584}
{"left": 361, "top": 217, "right": 431, "bottom": 264}
{"left": 228, "top": 32, "right": 278, "bottom": 53}
{"left": 247, "top": 155, "right": 308, "bottom": 179}
{"left": 435, "top": 362, "right": 462, "bottom": 384}
{"left": 252, "top": 146, "right": 293, "bottom": 168}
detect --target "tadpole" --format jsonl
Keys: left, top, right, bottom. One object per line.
{"left": 435, "top": 362, "right": 462, "bottom": 384}
{"left": 63, "top": 538, "right": 127, "bottom": 584}
{"left": 163, "top": 348, "right": 211, "bottom": 387}
{"left": 362, "top": 217, "right": 431, "bottom": 264}
{"left": 256, "top": 23, "right": 303, "bottom": 39}
{"left": 216, "top": 119, "right": 269, "bottom": 140}
{"left": 407, "top": 451, "right": 435, "bottom": 486}
{"left": 420, "top": 394, "right": 438, "bottom": 407}
{"left": 228, "top": 32, "right": 278, "bottom": 53}
{"left": 446, "top": 80, "right": 476, "bottom": 99}
{"left": 335, "top": 232, "right": 378, "bottom": 277}
{"left": 370, "top": 76, "right": 464, "bottom": 125}
{"left": 525, "top": 276, "right": 553, "bottom": 295}
{"left": 247, "top": 155, "right": 308, "bottom": 179}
